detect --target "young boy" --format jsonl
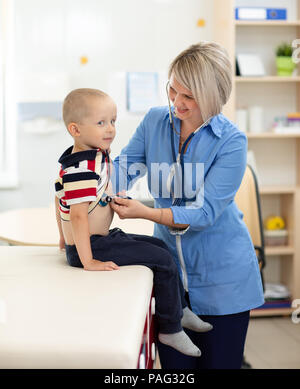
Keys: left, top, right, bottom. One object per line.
{"left": 55, "top": 88, "right": 212, "bottom": 357}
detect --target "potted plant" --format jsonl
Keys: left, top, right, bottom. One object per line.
{"left": 275, "top": 43, "right": 296, "bottom": 76}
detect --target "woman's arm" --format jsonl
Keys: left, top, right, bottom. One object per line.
{"left": 170, "top": 132, "right": 248, "bottom": 231}
{"left": 111, "top": 131, "right": 247, "bottom": 231}
{"left": 146, "top": 207, "right": 189, "bottom": 229}
{"left": 112, "top": 109, "right": 152, "bottom": 194}
{"left": 110, "top": 198, "right": 189, "bottom": 229}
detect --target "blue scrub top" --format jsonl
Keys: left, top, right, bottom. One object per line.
{"left": 113, "top": 106, "right": 264, "bottom": 315}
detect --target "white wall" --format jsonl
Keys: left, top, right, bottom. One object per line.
{"left": 0, "top": 0, "right": 213, "bottom": 211}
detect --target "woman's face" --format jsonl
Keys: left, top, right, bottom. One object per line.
{"left": 168, "top": 74, "right": 203, "bottom": 126}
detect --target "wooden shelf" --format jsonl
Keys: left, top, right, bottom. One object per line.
{"left": 246, "top": 132, "right": 300, "bottom": 138}
{"left": 214, "top": 0, "right": 300, "bottom": 318}
{"left": 235, "top": 76, "right": 300, "bottom": 83}
{"left": 235, "top": 20, "right": 300, "bottom": 27}
{"left": 250, "top": 307, "right": 293, "bottom": 317}
{"left": 265, "top": 246, "right": 295, "bottom": 256}
{"left": 259, "top": 185, "right": 297, "bottom": 194}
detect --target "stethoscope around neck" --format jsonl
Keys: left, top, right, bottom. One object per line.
{"left": 165, "top": 80, "right": 211, "bottom": 206}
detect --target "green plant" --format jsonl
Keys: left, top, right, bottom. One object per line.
{"left": 276, "top": 42, "right": 293, "bottom": 57}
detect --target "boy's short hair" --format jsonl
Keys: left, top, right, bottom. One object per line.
{"left": 63, "top": 88, "right": 108, "bottom": 127}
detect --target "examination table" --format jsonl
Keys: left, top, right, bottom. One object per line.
{"left": 0, "top": 245, "right": 156, "bottom": 369}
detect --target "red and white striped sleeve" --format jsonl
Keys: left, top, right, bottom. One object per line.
{"left": 61, "top": 160, "right": 100, "bottom": 206}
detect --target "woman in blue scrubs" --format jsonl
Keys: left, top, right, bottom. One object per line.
{"left": 110, "top": 42, "right": 264, "bottom": 369}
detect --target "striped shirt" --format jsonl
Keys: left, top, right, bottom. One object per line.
{"left": 55, "top": 146, "right": 110, "bottom": 221}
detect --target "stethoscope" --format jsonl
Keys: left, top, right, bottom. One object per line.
{"left": 165, "top": 81, "right": 211, "bottom": 206}
{"left": 98, "top": 150, "right": 132, "bottom": 207}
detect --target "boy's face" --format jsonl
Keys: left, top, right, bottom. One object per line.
{"left": 77, "top": 96, "right": 117, "bottom": 150}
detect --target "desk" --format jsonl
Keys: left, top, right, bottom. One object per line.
{"left": 0, "top": 246, "right": 155, "bottom": 368}
{"left": 0, "top": 207, "right": 59, "bottom": 246}
{"left": 0, "top": 207, "right": 154, "bottom": 246}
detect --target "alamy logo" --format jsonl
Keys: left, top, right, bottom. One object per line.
{"left": 291, "top": 299, "right": 300, "bottom": 324}
{"left": 292, "top": 39, "right": 300, "bottom": 64}
{"left": 111, "top": 156, "right": 205, "bottom": 206}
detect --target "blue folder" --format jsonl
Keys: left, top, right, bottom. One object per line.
{"left": 235, "top": 7, "right": 287, "bottom": 21}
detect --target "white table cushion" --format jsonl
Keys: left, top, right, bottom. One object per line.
{"left": 0, "top": 246, "right": 153, "bottom": 368}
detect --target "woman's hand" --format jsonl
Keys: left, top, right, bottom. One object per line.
{"left": 109, "top": 197, "right": 149, "bottom": 219}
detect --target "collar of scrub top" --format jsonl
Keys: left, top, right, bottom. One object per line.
{"left": 168, "top": 110, "right": 207, "bottom": 206}
{"left": 165, "top": 81, "right": 225, "bottom": 206}
{"left": 169, "top": 107, "right": 213, "bottom": 161}
{"left": 166, "top": 81, "right": 214, "bottom": 160}
{"left": 167, "top": 105, "right": 212, "bottom": 206}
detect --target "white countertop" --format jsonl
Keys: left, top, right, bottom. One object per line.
{"left": 0, "top": 207, "right": 154, "bottom": 246}
{"left": 0, "top": 246, "right": 153, "bottom": 368}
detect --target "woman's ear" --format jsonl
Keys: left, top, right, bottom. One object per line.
{"left": 68, "top": 122, "right": 80, "bottom": 137}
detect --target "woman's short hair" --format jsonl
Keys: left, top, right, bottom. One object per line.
{"left": 168, "top": 41, "right": 232, "bottom": 122}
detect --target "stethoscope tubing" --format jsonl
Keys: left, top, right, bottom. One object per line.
{"left": 169, "top": 121, "right": 195, "bottom": 206}
{"left": 166, "top": 81, "right": 211, "bottom": 206}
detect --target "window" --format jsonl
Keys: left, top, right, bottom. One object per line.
{"left": 0, "top": 0, "right": 17, "bottom": 188}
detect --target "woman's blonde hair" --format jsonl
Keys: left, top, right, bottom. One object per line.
{"left": 168, "top": 41, "right": 232, "bottom": 122}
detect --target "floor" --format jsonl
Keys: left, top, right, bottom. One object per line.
{"left": 155, "top": 316, "right": 300, "bottom": 369}
{"left": 244, "top": 316, "right": 300, "bottom": 369}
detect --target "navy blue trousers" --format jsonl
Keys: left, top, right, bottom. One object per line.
{"left": 65, "top": 228, "right": 187, "bottom": 334}
{"left": 157, "top": 293, "right": 250, "bottom": 369}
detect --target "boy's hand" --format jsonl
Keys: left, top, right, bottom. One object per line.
{"left": 84, "top": 259, "right": 120, "bottom": 271}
